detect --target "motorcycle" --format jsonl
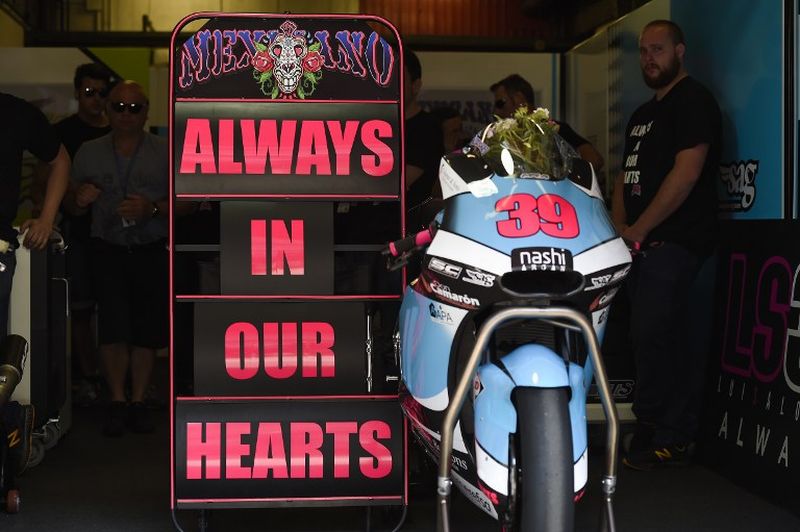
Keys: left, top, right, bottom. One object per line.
{"left": 387, "top": 109, "right": 631, "bottom": 531}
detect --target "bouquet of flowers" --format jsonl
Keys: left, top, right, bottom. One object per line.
{"left": 483, "top": 106, "right": 569, "bottom": 179}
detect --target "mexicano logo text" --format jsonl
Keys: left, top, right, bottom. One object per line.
{"left": 178, "top": 20, "right": 396, "bottom": 94}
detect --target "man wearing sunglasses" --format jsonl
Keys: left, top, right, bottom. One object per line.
{"left": 67, "top": 80, "right": 168, "bottom": 437}
{"left": 490, "top": 74, "right": 605, "bottom": 174}
{"left": 56, "top": 63, "right": 113, "bottom": 159}
{"left": 53, "top": 63, "right": 114, "bottom": 408}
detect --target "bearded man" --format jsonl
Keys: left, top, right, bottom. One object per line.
{"left": 611, "top": 20, "right": 721, "bottom": 470}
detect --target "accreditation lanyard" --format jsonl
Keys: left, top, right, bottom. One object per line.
{"left": 113, "top": 136, "right": 144, "bottom": 197}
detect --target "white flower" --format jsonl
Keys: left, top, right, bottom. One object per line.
{"left": 494, "top": 118, "right": 516, "bottom": 134}
{"left": 532, "top": 107, "right": 550, "bottom": 121}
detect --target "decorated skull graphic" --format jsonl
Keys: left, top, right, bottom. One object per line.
{"left": 270, "top": 21, "right": 307, "bottom": 95}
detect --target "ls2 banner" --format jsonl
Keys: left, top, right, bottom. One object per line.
{"left": 175, "top": 398, "right": 405, "bottom": 507}
{"left": 702, "top": 220, "right": 800, "bottom": 513}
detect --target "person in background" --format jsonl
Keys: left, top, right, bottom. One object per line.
{"left": 612, "top": 20, "right": 720, "bottom": 470}
{"left": 430, "top": 106, "right": 468, "bottom": 154}
{"left": 0, "top": 93, "right": 70, "bottom": 335}
{"left": 490, "top": 73, "right": 605, "bottom": 172}
{"left": 66, "top": 81, "right": 168, "bottom": 437}
{"left": 55, "top": 63, "right": 115, "bottom": 406}
{"left": 404, "top": 50, "right": 445, "bottom": 232}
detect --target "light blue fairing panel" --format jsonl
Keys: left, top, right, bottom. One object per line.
{"left": 399, "top": 286, "right": 467, "bottom": 401}
{"left": 443, "top": 176, "right": 617, "bottom": 258}
{"left": 474, "top": 345, "right": 588, "bottom": 465}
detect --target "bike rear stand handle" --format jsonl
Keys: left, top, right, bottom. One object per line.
{"left": 435, "top": 306, "right": 619, "bottom": 532}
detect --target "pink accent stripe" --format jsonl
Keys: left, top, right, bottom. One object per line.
{"left": 176, "top": 98, "right": 399, "bottom": 104}
{"left": 172, "top": 12, "right": 403, "bottom": 34}
{"left": 169, "top": 20, "right": 178, "bottom": 509}
{"left": 177, "top": 395, "right": 399, "bottom": 401}
{"left": 175, "top": 295, "right": 401, "bottom": 300}
{"left": 177, "top": 495, "right": 402, "bottom": 504}
{"left": 403, "top": 418, "right": 409, "bottom": 505}
{"left": 175, "top": 194, "right": 399, "bottom": 199}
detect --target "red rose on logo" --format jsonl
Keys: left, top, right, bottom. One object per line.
{"left": 252, "top": 51, "right": 273, "bottom": 73}
{"left": 302, "top": 51, "right": 323, "bottom": 73}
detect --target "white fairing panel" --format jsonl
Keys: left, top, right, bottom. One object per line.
{"left": 426, "top": 230, "right": 510, "bottom": 275}
{"left": 573, "top": 238, "right": 631, "bottom": 274}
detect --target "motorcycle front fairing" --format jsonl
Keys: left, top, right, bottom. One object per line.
{"left": 398, "top": 155, "right": 631, "bottom": 518}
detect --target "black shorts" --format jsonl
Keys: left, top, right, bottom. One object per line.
{"left": 91, "top": 239, "right": 168, "bottom": 349}
{"left": 65, "top": 235, "right": 94, "bottom": 309}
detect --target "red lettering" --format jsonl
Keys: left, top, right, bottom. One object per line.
{"left": 301, "top": 322, "right": 335, "bottom": 378}
{"left": 224, "top": 321, "right": 337, "bottom": 381}
{"left": 359, "top": 420, "right": 392, "bottom": 478}
{"left": 264, "top": 322, "right": 298, "bottom": 379}
{"left": 327, "top": 120, "right": 359, "bottom": 174}
{"left": 496, "top": 193, "right": 579, "bottom": 239}
{"left": 291, "top": 422, "right": 324, "bottom": 479}
{"left": 180, "top": 118, "right": 216, "bottom": 173}
{"left": 181, "top": 118, "right": 396, "bottom": 177}
{"left": 252, "top": 422, "right": 288, "bottom": 478}
{"left": 326, "top": 421, "right": 358, "bottom": 478}
{"left": 360, "top": 120, "right": 393, "bottom": 176}
{"left": 241, "top": 119, "right": 296, "bottom": 174}
{"left": 271, "top": 219, "right": 304, "bottom": 275}
{"left": 225, "top": 422, "right": 252, "bottom": 479}
{"left": 184, "top": 421, "right": 396, "bottom": 481}
{"left": 217, "top": 119, "right": 242, "bottom": 173}
{"left": 224, "top": 322, "right": 260, "bottom": 380}
{"left": 250, "top": 219, "right": 267, "bottom": 275}
{"left": 186, "top": 422, "right": 221, "bottom": 479}
{"left": 296, "top": 120, "right": 331, "bottom": 175}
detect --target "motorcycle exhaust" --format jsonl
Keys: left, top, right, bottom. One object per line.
{"left": 0, "top": 334, "right": 27, "bottom": 411}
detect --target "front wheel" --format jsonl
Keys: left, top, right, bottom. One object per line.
{"left": 514, "top": 387, "right": 574, "bottom": 532}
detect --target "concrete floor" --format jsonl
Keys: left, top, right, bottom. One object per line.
{"left": 2, "top": 404, "right": 800, "bottom": 532}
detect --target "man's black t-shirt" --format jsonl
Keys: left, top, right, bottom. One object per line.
{"left": 622, "top": 76, "right": 721, "bottom": 254}
{"left": 405, "top": 110, "right": 444, "bottom": 209}
{"left": 54, "top": 114, "right": 111, "bottom": 241}
{"left": 55, "top": 114, "right": 110, "bottom": 160}
{"left": 556, "top": 121, "right": 589, "bottom": 150}
{"left": 0, "top": 93, "right": 61, "bottom": 242}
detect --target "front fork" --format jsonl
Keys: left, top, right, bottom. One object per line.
{"left": 435, "top": 306, "right": 619, "bottom": 532}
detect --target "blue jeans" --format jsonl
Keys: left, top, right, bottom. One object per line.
{"left": 0, "top": 250, "right": 17, "bottom": 336}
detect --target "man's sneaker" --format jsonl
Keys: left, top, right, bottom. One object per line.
{"left": 623, "top": 443, "right": 689, "bottom": 471}
{"left": 103, "top": 401, "right": 127, "bottom": 437}
{"left": 128, "top": 402, "right": 155, "bottom": 434}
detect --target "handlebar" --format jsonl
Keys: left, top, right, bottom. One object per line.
{"left": 386, "top": 228, "right": 434, "bottom": 258}
{"left": 383, "top": 225, "right": 437, "bottom": 271}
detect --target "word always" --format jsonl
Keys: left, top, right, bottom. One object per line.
{"left": 179, "top": 118, "right": 394, "bottom": 176}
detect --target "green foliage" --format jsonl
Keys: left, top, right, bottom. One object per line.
{"left": 485, "top": 106, "right": 566, "bottom": 179}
